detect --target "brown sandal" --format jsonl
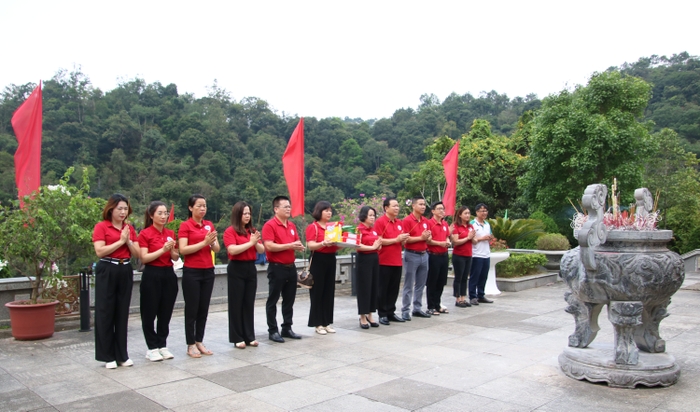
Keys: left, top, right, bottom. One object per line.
{"left": 196, "top": 342, "right": 213, "bottom": 355}
{"left": 187, "top": 345, "right": 201, "bottom": 358}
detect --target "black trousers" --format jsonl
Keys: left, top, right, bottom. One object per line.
{"left": 182, "top": 267, "right": 215, "bottom": 345}
{"left": 452, "top": 254, "right": 472, "bottom": 297}
{"left": 94, "top": 260, "right": 133, "bottom": 363}
{"left": 308, "top": 252, "right": 336, "bottom": 327}
{"left": 140, "top": 265, "right": 178, "bottom": 349}
{"left": 356, "top": 252, "right": 379, "bottom": 314}
{"left": 426, "top": 253, "right": 448, "bottom": 310}
{"left": 266, "top": 263, "right": 297, "bottom": 333}
{"left": 227, "top": 260, "right": 257, "bottom": 344}
{"left": 377, "top": 265, "right": 402, "bottom": 318}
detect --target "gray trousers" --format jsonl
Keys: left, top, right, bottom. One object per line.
{"left": 402, "top": 251, "right": 429, "bottom": 315}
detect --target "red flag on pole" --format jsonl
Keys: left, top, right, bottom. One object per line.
{"left": 282, "top": 118, "right": 305, "bottom": 217}
{"left": 168, "top": 203, "right": 175, "bottom": 223}
{"left": 442, "top": 140, "right": 459, "bottom": 216}
{"left": 11, "top": 82, "right": 43, "bottom": 206}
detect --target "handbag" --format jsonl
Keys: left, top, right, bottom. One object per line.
{"left": 297, "top": 223, "right": 319, "bottom": 289}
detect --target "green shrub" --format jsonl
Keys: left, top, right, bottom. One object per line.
{"left": 487, "top": 217, "right": 545, "bottom": 248}
{"left": 514, "top": 238, "right": 538, "bottom": 249}
{"left": 496, "top": 253, "right": 547, "bottom": 278}
{"left": 536, "top": 233, "right": 570, "bottom": 250}
{"left": 529, "top": 211, "right": 559, "bottom": 233}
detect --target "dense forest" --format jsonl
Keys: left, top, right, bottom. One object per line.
{"left": 0, "top": 52, "right": 699, "bottom": 252}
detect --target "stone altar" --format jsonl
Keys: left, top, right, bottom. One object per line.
{"left": 558, "top": 184, "right": 684, "bottom": 388}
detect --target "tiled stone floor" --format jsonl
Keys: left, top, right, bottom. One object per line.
{"left": 1, "top": 272, "right": 699, "bottom": 411}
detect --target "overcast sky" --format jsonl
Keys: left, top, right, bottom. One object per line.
{"left": 1, "top": 0, "right": 696, "bottom": 120}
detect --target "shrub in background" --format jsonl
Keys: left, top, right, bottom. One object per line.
{"left": 536, "top": 233, "right": 571, "bottom": 250}
{"left": 496, "top": 253, "right": 547, "bottom": 278}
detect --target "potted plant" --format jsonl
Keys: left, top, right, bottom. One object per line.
{"left": 534, "top": 233, "right": 571, "bottom": 271}
{"left": 0, "top": 168, "right": 104, "bottom": 340}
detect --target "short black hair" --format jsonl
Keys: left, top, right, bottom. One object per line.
{"left": 430, "top": 201, "right": 444, "bottom": 211}
{"left": 383, "top": 197, "right": 397, "bottom": 210}
{"left": 475, "top": 203, "right": 488, "bottom": 212}
{"left": 311, "top": 201, "right": 332, "bottom": 221}
{"left": 273, "top": 195, "right": 290, "bottom": 209}
{"left": 358, "top": 206, "right": 376, "bottom": 223}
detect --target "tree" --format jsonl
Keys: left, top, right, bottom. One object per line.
{"left": 521, "top": 71, "right": 655, "bottom": 215}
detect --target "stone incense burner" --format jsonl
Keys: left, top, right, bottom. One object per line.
{"left": 558, "top": 184, "right": 684, "bottom": 388}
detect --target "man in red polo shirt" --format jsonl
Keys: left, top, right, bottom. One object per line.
{"left": 426, "top": 201, "right": 451, "bottom": 316}
{"left": 262, "top": 196, "right": 305, "bottom": 343}
{"left": 375, "top": 198, "right": 409, "bottom": 325}
{"left": 401, "top": 196, "right": 432, "bottom": 320}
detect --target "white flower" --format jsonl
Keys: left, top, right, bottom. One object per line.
{"left": 47, "top": 185, "right": 71, "bottom": 195}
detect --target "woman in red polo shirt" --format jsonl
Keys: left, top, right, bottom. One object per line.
{"left": 92, "top": 194, "right": 141, "bottom": 369}
{"left": 179, "top": 194, "right": 220, "bottom": 358}
{"left": 138, "top": 201, "right": 179, "bottom": 362}
{"left": 450, "top": 206, "right": 476, "bottom": 308}
{"left": 223, "top": 201, "right": 264, "bottom": 349}
{"left": 305, "top": 201, "right": 339, "bottom": 335}
{"left": 356, "top": 206, "right": 382, "bottom": 329}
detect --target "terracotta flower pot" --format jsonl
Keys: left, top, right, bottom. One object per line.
{"left": 4, "top": 300, "right": 59, "bottom": 340}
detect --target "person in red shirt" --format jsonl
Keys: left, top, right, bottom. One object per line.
{"left": 355, "top": 205, "right": 382, "bottom": 329}
{"left": 450, "top": 206, "right": 476, "bottom": 307}
{"left": 425, "top": 201, "right": 451, "bottom": 316}
{"left": 92, "top": 194, "right": 141, "bottom": 369}
{"left": 138, "top": 201, "right": 179, "bottom": 362}
{"left": 262, "top": 196, "right": 305, "bottom": 343}
{"left": 401, "top": 196, "right": 432, "bottom": 320}
{"left": 375, "top": 198, "right": 409, "bottom": 325}
{"left": 178, "top": 194, "right": 220, "bottom": 358}
{"left": 305, "top": 201, "right": 340, "bottom": 335}
{"left": 224, "top": 201, "right": 264, "bottom": 349}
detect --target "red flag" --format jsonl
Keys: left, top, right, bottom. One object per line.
{"left": 11, "top": 83, "right": 43, "bottom": 206}
{"left": 168, "top": 203, "right": 175, "bottom": 223}
{"left": 282, "top": 118, "right": 305, "bottom": 217}
{"left": 442, "top": 140, "right": 459, "bottom": 216}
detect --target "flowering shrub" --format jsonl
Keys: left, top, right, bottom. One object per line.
{"left": 489, "top": 238, "right": 509, "bottom": 251}
{"left": 0, "top": 167, "right": 105, "bottom": 302}
{"left": 333, "top": 195, "right": 387, "bottom": 225}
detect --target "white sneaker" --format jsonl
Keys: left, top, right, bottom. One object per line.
{"left": 105, "top": 361, "right": 117, "bottom": 369}
{"left": 119, "top": 359, "right": 134, "bottom": 367}
{"left": 159, "top": 347, "right": 174, "bottom": 360}
{"left": 315, "top": 326, "right": 327, "bottom": 335}
{"left": 324, "top": 325, "right": 336, "bottom": 333}
{"left": 146, "top": 349, "right": 164, "bottom": 362}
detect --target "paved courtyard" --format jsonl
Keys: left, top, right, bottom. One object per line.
{"left": 1, "top": 272, "right": 699, "bottom": 412}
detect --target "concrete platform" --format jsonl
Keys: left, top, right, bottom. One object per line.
{"left": 1, "top": 272, "right": 699, "bottom": 411}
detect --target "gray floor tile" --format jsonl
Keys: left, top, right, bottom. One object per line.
{"left": 262, "top": 353, "right": 348, "bottom": 377}
{"left": 136, "top": 377, "right": 234, "bottom": 409}
{"left": 172, "top": 393, "right": 284, "bottom": 412}
{"left": 356, "top": 354, "right": 437, "bottom": 377}
{"left": 32, "top": 370, "right": 130, "bottom": 405}
{"left": 0, "top": 372, "right": 25, "bottom": 393}
{"left": 355, "top": 378, "right": 459, "bottom": 410}
{"left": 305, "top": 364, "right": 396, "bottom": 392}
{"left": 295, "top": 393, "right": 408, "bottom": 411}
{"left": 54, "top": 390, "right": 165, "bottom": 412}
{"left": 416, "top": 392, "right": 530, "bottom": 412}
{"left": 203, "top": 364, "right": 295, "bottom": 392}
{"left": 0, "top": 388, "right": 50, "bottom": 411}
{"left": 246, "top": 378, "right": 346, "bottom": 410}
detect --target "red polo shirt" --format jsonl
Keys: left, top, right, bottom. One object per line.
{"left": 262, "top": 216, "right": 299, "bottom": 264}
{"left": 375, "top": 214, "right": 403, "bottom": 266}
{"left": 452, "top": 223, "right": 474, "bottom": 257}
{"left": 179, "top": 218, "right": 215, "bottom": 269}
{"left": 357, "top": 223, "right": 379, "bottom": 255}
{"left": 92, "top": 220, "right": 137, "bottom": 259}
{"left": 137, "top": 225, "right": 176, "bottom": 267}
{"left": 223, "top": 226, "right": 260, "bottom": 261}
{"left": 306, "top": 222, "right": 339, "bottom": 254}
{"left": 427, "top": 217, "right": 449, "bottom": 254}
{"left": 403, "top": 213, "right": 430, "bottom": 252}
